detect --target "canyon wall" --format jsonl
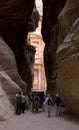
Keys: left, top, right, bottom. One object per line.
{"left": 56, "top": 0, "right": 79, "bottom": 114}
{"left": 0, "top": 0, "right": 38, "bottom": 119}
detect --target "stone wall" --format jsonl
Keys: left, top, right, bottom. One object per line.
{"left": 56, "top": 0, "right": 79, "bottom": 114}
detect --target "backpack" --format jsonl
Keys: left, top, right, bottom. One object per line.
{"left": 47, "top": 97, "right": 52, "bottom": 105}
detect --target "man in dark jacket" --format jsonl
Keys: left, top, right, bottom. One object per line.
{"left": 15, "top": 91, "right": 22, "bottom": 115}
{"left": 55, "top": 93, "right": 62, "bottom": 116}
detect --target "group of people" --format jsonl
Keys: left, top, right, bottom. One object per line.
{"left": 14, "top": 91, "right": 62, "bottom": 117}
{"left": 44, "top": 93, "right": 62, "bottom": 117}
{"left": 15, "top": 92, "right": 27, "bottom": 115}
{"left": 30, "top": 93, "right": 40, "bottom": 113}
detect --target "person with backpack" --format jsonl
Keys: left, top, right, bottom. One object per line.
{"left": 45, "top": 93, "right": 53, "bottom": 117}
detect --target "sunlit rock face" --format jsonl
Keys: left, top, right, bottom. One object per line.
{"left": 0, "top": 66, "right": 19, "bottom": 120}
{"left": 0, "top": 85, "right": 13, "bottom": 120}
{"left": 56, "top": 0, "right": 79, "bottom": 114}
{"left": 0, "top": 66, "right": 21, "bottom": 105}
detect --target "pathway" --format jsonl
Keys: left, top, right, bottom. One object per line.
{"left": 0, "top": 107, "right": 79, "bottom": 130}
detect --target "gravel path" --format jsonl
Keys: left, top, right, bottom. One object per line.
{"left": 0, "top": 107, "right": 79, "bottom": 130}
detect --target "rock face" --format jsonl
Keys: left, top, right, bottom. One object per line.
{"left": 0, "top": 37, "right": 27, "bottom": 91}
{"left": 0, "top": 0, "right": 79, "bottom": 117}
{"left": 0, "top": 37, "right": 26, "bottom": 119}
{"left": 0, "top": 0, "right": 38, "bottom": 119}
{"left": 0, "top": 0, "right": 39, "bottom": 93}
{"left": 56, "top": 0, "right": 79, "bottom": 114}
{"left": 41, "top": 0, "right": 66, "bottom": 94}
{"left": 0, "top": 66, "right": 21, "bottom": 105}
{"left": 0, "top": 66, "right": 19, "bottom": 120}
{"left": 0, "top": 85, "right": 13, "bottom": 120}
{"left": 42, "top": 0, "right": 79, "bottom": 115}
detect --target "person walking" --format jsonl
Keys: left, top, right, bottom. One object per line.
{"left": 55, "top": 93, "right": 62, "bottom": 116}
{"left": 45, "top": 93, "right": 53, "bottom": 117}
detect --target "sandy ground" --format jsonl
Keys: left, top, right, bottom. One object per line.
{"left": 0, "top": 107, "right": 79, "bottom": 130}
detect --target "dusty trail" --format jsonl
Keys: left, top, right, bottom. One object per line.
{"left": 0, "top": 108, "right": 79, "bottom": 130}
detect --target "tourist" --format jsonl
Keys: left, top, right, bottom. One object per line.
{"left": 45, "top": 93, "right": 53, "bottom": 117}
{"left": 55, "top": 93, "right": 62, "bottom": 116}
{"left": 34, "top": 94, "right": 40, "bottom": 113}
{"left": 21, "top": 93, "right": 26, "bottom": 113}
{"left": 15, "top": 91, "right": 22, "bottom": 115}
{"left": 30, "top": 93, "right": 35, "bottom": 112}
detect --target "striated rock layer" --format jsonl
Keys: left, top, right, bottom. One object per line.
{"left": 0, "top": 37, "right": 26, "bottom": 119}
{"left": 0, "top": 65, "right": 20, "bottom": 120}
{"left": 56, "top": 0, "right": 79, "bottom": 114}
{"left": 0, "top": 0, "right": 37, "bottom": 119}
{"left": 0, "top": 37, "right": 27, "bottom": 91}
{"left": 0, "top": 0, "right": 38, "bottom": 93}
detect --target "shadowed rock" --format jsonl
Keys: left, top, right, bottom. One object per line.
{"left": 56, "top": 0, "right": 79, "bottom": 115}
{"left": 0, "top": 0, "right": 39, "bottom": 93}
{"left": 41, "top": 0, "right": 66, "bottom": 94}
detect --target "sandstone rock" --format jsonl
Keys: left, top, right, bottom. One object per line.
{"left": 0, "top": 36, "right": 27, "bottom": 91}
{"left": 0, "top": 86, "right": 13, "bottom": 120}
{"left": 0, "top": 0, "right": 35, "bottom": 28}
{"left": 0, "top": 66, "right": 17, "bottom": 120}
{"left": 58, "top": 0, "right": 79, "bottom": 43}
{"left": 0, "top": 0, "right": 37, "bottom": 93}
{"left": 41, "top": 0, "right": 66, "bottom": 95}
{"left": 56, "top": 0, "right": 79, "bottom": 114}
{"left": 0, "top": 65, "right": 21, "bottom": 105}
{"left": 0, "top": 0, "right": 37, "bottom": 120}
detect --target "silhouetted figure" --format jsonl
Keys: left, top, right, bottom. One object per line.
{"left": 21, "top": 93, "right": 26, "bottom": 113}
{"left": 55, "top": 93, "right": 62, "bottom": 116}
{"left": 15, "top": 91, "right": 22, "bottom": 115}
{"left": 34, "top": 94, "right": 40, "bottom": 113}
{"left": 30, "top": 93, "right": 35, "bottom": 112}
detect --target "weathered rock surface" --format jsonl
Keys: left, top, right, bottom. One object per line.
{"left": 0, "top": 36, "right": 27, "bottom": 91}
{"left": 0, "top": 66, "right": 19, "bottom": 120}
{"left": 0, "top": 37, "right": 25, "bottom": 119}
{"left": 41, "top": 0, "right": 66, "bottom": 94}
{"left": 0, "top": 66, "right": 21, "bottom": 104}
{"left": 41, "top": 0, "right": 79, "bottom": 115}
{"left": 0, "top": 0, "right": 79, "bottom": 117}
{"left": 0, "top": 0, "right": 38, "bottom": 93}
{"left": 0, "top": 0, "right": 38, "bottom": 119}
{"left": 56, "top": 0, "right": 79, "bottom": 114}
{"left": 0, "top": 86, "right": 13, "bottom": 120}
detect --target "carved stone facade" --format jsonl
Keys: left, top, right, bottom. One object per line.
{"left": 28, "top": 17, "right": 46, "bottom": 92}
